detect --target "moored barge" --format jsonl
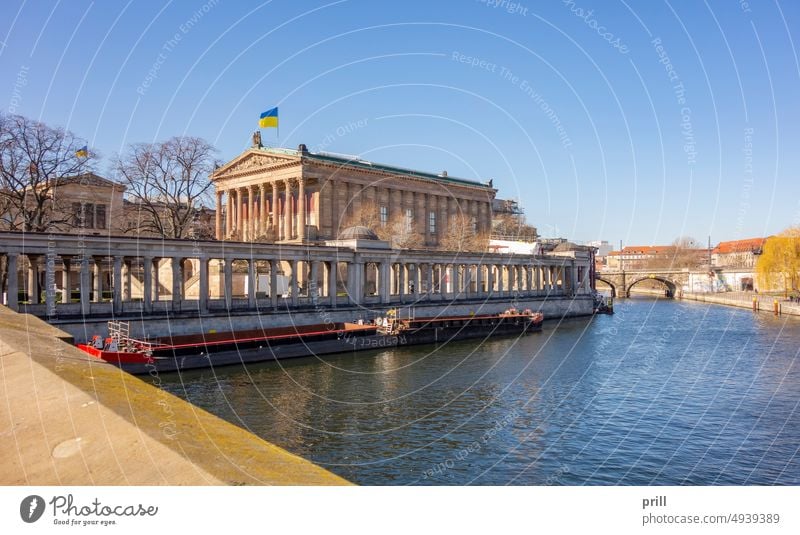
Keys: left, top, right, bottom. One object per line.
{"left": 77, "top": 310, "right": 543, "bottom": 374}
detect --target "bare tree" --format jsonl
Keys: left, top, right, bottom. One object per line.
{"left": 383, "top": 210, "right": 424, "bottom": 249}
{"left": 441, "top": 213, "right": 488, "bottom": 252}
{"left": 340, "top": 199, "right": 381, "bottom": 234}
{"left": 340, "top": 200, "right": 427, "bottom": 249}
{"left": 114, "top": 137, "right": 217, "bottom": 239}
{"left": 0, "top": 114, "right": 91, "bottom": 231}
{"left": 492, "top": 212, "right": 538, "bottom": 241}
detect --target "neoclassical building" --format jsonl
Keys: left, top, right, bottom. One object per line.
{"left": 211, "top": 141, "right": 497, "bottom": 245}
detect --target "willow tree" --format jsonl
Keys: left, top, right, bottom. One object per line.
{"left": 114, "top": 137, "right": 217, "bottom": 239}
{"left": 756, "top": 227, "right": 800, "bottom": 295}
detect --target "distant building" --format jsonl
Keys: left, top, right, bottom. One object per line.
{"left": 606, "top": 245, "right": 675, "bottom": 270}
{"left": 587, "top": 240, "right": 613, "bottom": 258}
{"left": 711, "top": 237, "right": 766, "bottom": 268}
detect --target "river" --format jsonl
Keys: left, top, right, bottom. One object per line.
{"left": 156, "top": 297, "right": 800, "bottom": 485}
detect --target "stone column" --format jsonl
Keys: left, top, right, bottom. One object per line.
{"left": 171, "top": 257, "right": 182, "bottom": 311}
{"left": 152, "top": 259, "right": 160, "bottom": 302}
{"left": 62, "top": 257, "right": 71, "bottom": 304}
{"left": 248, "top": 185, "right": 257, "bottom": 240}
{"left": 237, "top": 187, "right": 245, "bottom": 239}
{"left": 123, "top": 259, "right": 132, "bottom": 301}
{"left": 451, "top": 264, "right": 460, "bottom": 297}
{"left": 297, "top": 177, "right": 306, "bottom": 241}
{"left": 270, "top": 259, "right": 279, "bottom": 309}
{"left": 347, "top": 261, "right": 362, "bottom": 306}
{"left": 225, "top": 189, "right": 233, "bottom": 239}
{"left": 28, "top": 255, "right": 40, "bottom": 305}
{"left": 426, "top": 263, "right": 434, "bottom": 300}
{"left": 398, "top": 263, "right": 406, "bottom": 303}
{"left": 6, "top": 253, "right": 19, "bottom": 310}
{"left": 260, "top": 183, "right": 268, "bottom": 236}
{"left": 113, "top": 256, "right": 123, "bottom": 314}
{"left": 224, "top": 258, "right": 233, "bottom": 309}
{"left": 379, "top": 262, "right": 390, "bottom": 304}
{"left": 92, "top": 257, "right": 102, "bottom": 303}
{"left": 215, "top": 190, "right": 223, "bottom": 240}
{"left": 476, "top": 263, "right": 484, "bottom": 295}
{"left": 289, "top": 259, "right": 299, "bottom": 306}
{"left": 199, "top": 257, "right": 208, "bottom": 313}
{"left": 143, "top": 256, "right": 153, "bottom": 313}
{"left": 328, "top": 261, "right": 337, "bottom": 307}
{"left": 310, "top": 260, "right": 319, "bottom": 302}
{"left": 534, "top": 264, "right": 541, "bottom": 293}
{"left": 42, "top": 253, "right": 55, "bottom": 315}
{"left": 272, "top": 181, "right": 280, "bottom": 238}
{"left": 284, "top": 180, "right": 294, "bottom": 241}
{"left": 247, "top": 259, "right": 256, "bottom": 308}
{"left": 568, "top": 265, "right": 574, "bottom": 294}
{"left": 80, "top": 255, "right": 91, "bottom": 315}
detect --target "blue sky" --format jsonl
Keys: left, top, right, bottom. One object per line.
{"left": 2, "top": 0, "right": 798, "bottom": 246}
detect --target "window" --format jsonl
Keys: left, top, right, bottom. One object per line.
{"left": 72, "top": 203, "right": 82, "bottom": 226}
{"left": 95, "top": 205, "right": 106, "bottom": 229}
{"left": 379, "top": 205, "right": 388, "bottom": 226}
{"left": 85, "top": 203, "right": 95, "bottom": 228}
{"left": 405, "top": 208, "right": 413, "bottom": 232}
{"left": 428, "top": 211, "right": 436, "bottom": 234}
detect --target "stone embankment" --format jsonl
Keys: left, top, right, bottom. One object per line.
{"left": 679, "top": 291, "right": 800, "bottom": 317}
{"left": 0, "top": 305, "right": 350, "bottom": 485}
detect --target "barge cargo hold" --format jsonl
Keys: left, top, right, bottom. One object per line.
{"left": 77, "top": 311, "right": 544, "bottom": 374}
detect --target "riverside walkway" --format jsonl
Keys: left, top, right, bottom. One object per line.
{"left": 0, "top": 305, "right": 350, "bottom": 485}
{"left": 679, "top": 291, "right": 800, "bottom": 317}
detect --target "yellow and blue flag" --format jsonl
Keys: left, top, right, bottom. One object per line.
{"left": 259, "top": 107, "right": 278, "bottom": 129}
{"left": 75, "top": 145, "right": 88, "bottom": 158}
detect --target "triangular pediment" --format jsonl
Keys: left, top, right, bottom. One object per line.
{"left": 212, "top": 149, "right": 300, "bottom": 179}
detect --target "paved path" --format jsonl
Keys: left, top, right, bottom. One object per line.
{"left": 0, "top": 305, "right": 350, "bottom": 485}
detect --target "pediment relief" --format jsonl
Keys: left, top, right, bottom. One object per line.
{"left": 214, "top": 151, "right": 299, "bottom": 178}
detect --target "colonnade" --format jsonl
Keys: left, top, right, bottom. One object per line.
{"left": 214, "top": 176, "right": 494, "bottom": 245}
{"left": 0, "top": 232, "right": 594, "bottom": 317}
{"left": 216, "top": 177, "right": 310, "bottom": 242}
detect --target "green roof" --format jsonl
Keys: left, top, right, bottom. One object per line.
{"left": 259, "top": 146, "right": 493, "bottom": 189}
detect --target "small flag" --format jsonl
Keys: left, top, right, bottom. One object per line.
{"left": 259, "top": 107, "right": 278, "bottom": 129}
{"left": 75, "top": 145, "right": 88, "bottom": 158}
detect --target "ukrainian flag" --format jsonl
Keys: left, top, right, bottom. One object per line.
{"left": 75, "top": 145, "right": 88, "bottom": 158}
{"left": 259, "top": 107, "right": 278, "bottom": 128}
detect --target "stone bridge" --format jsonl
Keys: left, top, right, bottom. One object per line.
{"left": 596, "top": 269, "right": 693, "bottom": 298}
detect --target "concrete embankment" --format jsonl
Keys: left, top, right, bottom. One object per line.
{"left": 51, "top": 295, "right": 594, "bottom": 342}
{"left": 0, "top": 305, "right": 350, "bottom": 485}
{"left": 679, "top": 291, "right": 800, "bottom": 317}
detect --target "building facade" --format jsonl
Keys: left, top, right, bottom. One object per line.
{"left": 211, "top": 143, "right": 496, "bottom": 246}
{"left": 711, "top": 237, "right": 765, "bottom": 268}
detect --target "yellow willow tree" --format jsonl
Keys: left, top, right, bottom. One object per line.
{"left": 756, "top": 227, "right": 800, "bottom": 295}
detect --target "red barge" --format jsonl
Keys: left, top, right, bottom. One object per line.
{"left": 77, "top": 310, "right": 544, "bottom": 375}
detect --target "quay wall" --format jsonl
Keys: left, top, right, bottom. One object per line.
{"left": 0, "top": 304, "right": 351, "bottom": 485}
{"left": 52, "top": 295, "right": 594, "bottom": 341}
{"left": 679, "top": 291, "right": 800, "bottom": 317}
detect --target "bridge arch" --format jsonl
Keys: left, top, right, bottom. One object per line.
{"left": 626, "top": 276, "right": 677, "bottom": 298}
{"left": 595, "top": 277, "right": 617, "bottom": 297}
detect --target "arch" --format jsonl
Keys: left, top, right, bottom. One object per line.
{"left": 595, "top": 277, "right": 617, "bottom": 298}
{"left": 626, "top": 276, "right": 677, "bottom": 298}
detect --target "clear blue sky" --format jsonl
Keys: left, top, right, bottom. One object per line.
{"left": 2, "top": 0, "right": 798, "bottom": 246}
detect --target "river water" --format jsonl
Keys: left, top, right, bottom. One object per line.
{"left": 157, "top": 298, "right": 800, "bottom": 485}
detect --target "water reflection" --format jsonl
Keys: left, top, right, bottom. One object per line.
{"left": 157, "top": 297, "right": 800, "bottom": 485}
